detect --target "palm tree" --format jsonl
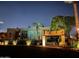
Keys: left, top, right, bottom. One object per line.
{"left": 32, "top": 22, "right": 38, "bottom": 40}
{"left": 51, "top": 16, "right": 66, "bottom": 30}
{"left": 51, "top": 16, "right": 73, "bottom": 36}
{"left": 51, "top": 16, "right": 76, "bottom": 38}
{"left": 32, "top": 22, "right": 44, "bottom": 40}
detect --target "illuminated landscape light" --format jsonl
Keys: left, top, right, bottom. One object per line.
{"left": 13, "top": 41, "right": 17, "bottom": 45}
{"left": 77, "top": 28, "right": 79, "bottom": 31}
{"left": 1, "top": 42, "right": 4, "bottom": 45}
{"left": 4, "top": 41, "right": 8, "bottom": 45}
{"left": 26, "top": 40, "right": 31, "bottom": 46}
{"left": 0, "top": 42, "right": 1, "bottom": 45}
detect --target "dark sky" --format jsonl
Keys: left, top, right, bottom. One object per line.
{"left": 0, "top": 1, "right": 78, "bottom": 32}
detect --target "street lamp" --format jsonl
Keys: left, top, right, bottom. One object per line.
{"left": 64, "top": 1, "right": 79, "bottom": 40}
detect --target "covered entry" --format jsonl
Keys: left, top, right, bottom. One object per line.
{"left": 42, "top": 29, "right": 65, "bottom": 47}
{"left": 46, "top": 36, "right": 59, "bottom": 46}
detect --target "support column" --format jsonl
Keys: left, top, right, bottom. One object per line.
{"left": 59, "top": 35, "right": 65, "bottom": 47}
{"left": 73, "top": 2, "right": 79, "bottom": 40}
{"left": 77, "top": 41, "right": 79, "bottom": 48}
{"left": 42, "top": 35, "right": 46, "bottom": 46}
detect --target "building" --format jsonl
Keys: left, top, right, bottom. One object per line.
{"left": 0, "top": 32, "right": 7, "bottom": 40}
{"left": 7, "top": 28, "right": 20, "bottom": 40}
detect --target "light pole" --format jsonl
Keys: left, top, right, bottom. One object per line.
{"left": 73, "top": 1, "right": 79, "bottom": 40}
{"left": 65, "top": 1, "right": 79, "bottom": 40}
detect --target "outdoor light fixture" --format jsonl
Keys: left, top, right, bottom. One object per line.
{"left": 4, "top": 41, "right": 8, "bottom": 45}
{"left": 26, "top": 40, "right": 31, "bottom": 46}
{"left": 1, "top": 42, "right": 4, "bottom": 45}
{"left": 0, "top": 42, "right": 1, "bottom": 45}
{"left": 77, "top": 28, "right": 79, "bottom": 31}
{"left": 13, "top": 41, "right": 17, "bottom": 45}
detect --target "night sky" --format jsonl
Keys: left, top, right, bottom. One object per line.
{"left": 0, "top": 1, "right": 78, "bottom": 32}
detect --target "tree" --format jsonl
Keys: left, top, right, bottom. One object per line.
{"left": 27, "top": 22, "right": 44, "bottom": 40}
{"left": 32, "top": 22, "right": 44, "bottom": 40}
{"left": 51, "top": 16, "right": 66, "bottom": 30}
{"left": 51, "top": 16, "right": 75, "bottom": 36}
